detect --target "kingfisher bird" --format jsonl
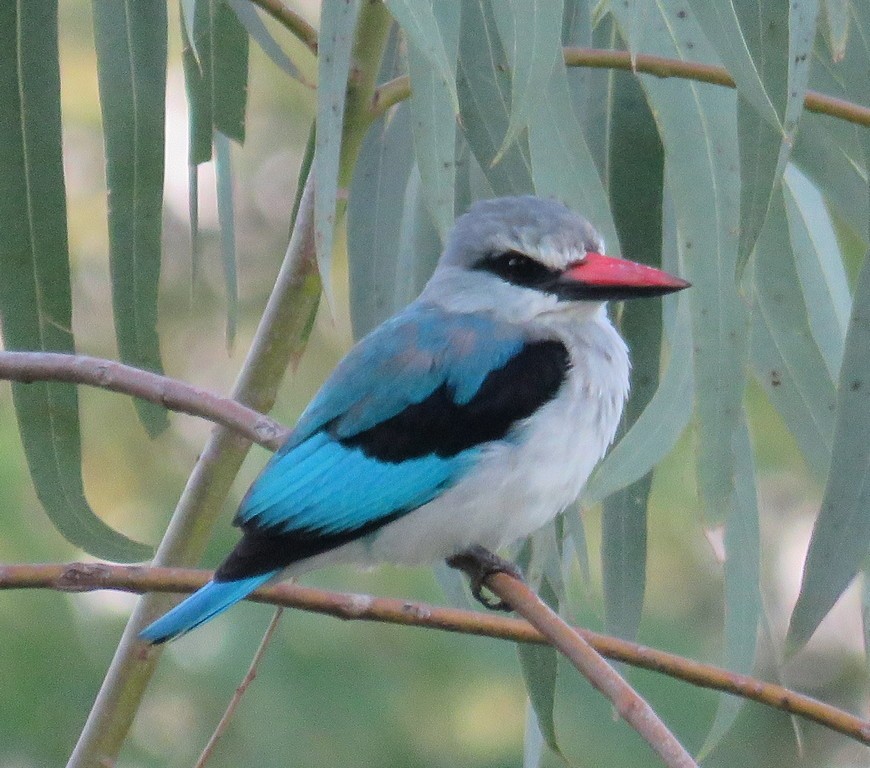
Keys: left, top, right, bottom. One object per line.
{"left": 140, "top": 196, "right": 689, "bottom": 643}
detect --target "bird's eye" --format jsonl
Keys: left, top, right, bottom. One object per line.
{"left": 475, "top": 251, "right": 557, "bottom": 288}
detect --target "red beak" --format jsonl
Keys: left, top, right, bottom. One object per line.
{"left": 560, "top": 252, "right": 690, "bottom": 300}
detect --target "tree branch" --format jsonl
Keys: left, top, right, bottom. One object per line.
{"left": 4, "top": 562, "right": 868, "bottom": 748}
{"left": 371, "top": 47, "right": 870, "bottom": 128}
{"left": 0, "top": 351, "right": 290, "bottom": 451}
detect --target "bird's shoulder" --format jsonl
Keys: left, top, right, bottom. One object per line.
{"left": 291, "top": 304, "right": 534, "bottom": 444}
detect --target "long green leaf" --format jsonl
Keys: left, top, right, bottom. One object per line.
{"left": 527, "top": 55, "right": 618, "bottom": 250}
{"left": 791, "top": 112, "right": 868, "bottom": 243}
{"left": 405, "top": 1, "right": 460, "bottom": 238}
{"left": 600, "top": 63, "right": 665, "bottom": 642}
{"left": 516, "top": 579, "right": 563, "bottom": 759}
{"left": 491, "top": 1, "right": 564, "bottom": 162}
{"left": 783, "top": 166, "right": 851, "bottom": 380}
{"left": 183, "top": 0, "right": 249, "bottom": 164}
{"left": 0, "top": 0, "right": 149, "bottom": 561}
{"left": 456, "top": 0, "right": 534, "bottom": 196}
{"left": 93, "top": 0, "right": 169, "bottom": 438}
{"left": 393, "top": 164, "right": 443, "bottom": 309}
{"left": 750, "top": 189, "right": 839, "bottom": 477}
{"left": 214, "top": 131, "right": 239, "bottom": 347}
{"left": 789, "top": 250, "right": 870, "bottom": 649}
{"left": 315, "top": 0, "right": 362, "bottom": 301}
{"left": 613, "top": 1, "right": 748, "bottom": 529}
{"left": 385, "top": 0, "right": 460, "bottom": 114}
{"left": 822, "top": 0, "right": 851, "bottom": 60}
{"left": 700, "top": 415, "right": 761, "bottom": 755}
{"left": 347, "top": 104, "right": 415, "bottom": 338}
{"left": 225, "top": 0, "right": 308, "bottom": 83}
{"left": 584, "top": 291, "right": 694, "bottom": 507}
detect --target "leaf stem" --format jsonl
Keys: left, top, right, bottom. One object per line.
{"left": 5, "top": 562, "right": 868, "bottom": 747}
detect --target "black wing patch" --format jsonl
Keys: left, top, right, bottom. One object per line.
{"left": 338, "top": 339, "right": 570, "bottom": 462}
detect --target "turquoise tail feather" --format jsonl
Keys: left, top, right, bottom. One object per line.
{"left": 139, "top": 571, "right": 277, "bottom": 644}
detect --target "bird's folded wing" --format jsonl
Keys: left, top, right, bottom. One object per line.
{"left": 232, "top": 306, "right": 569, "bottom": 547}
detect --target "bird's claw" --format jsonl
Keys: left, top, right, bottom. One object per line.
{"left": 446, "top": 545, "right": 523, "bottom": 612}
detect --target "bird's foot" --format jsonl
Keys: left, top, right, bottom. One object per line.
{"left": 446, "top": 545, "right": 523, "bottom": 612}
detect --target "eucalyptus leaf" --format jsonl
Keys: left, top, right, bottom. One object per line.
{"left": 822, "top": 0, "right": 851, "bottom": 61}
{"left": 93, "top": 0, "right": 169, "bottom": 437}
{"left": 456, "top": 0, "right": 534, "bottom": 196}
{"left": 613, "top": 0, "right": 747, "bottom": 527}
{"left": 405, "top": 1, "right": 461, "bottom": 238}
{"left": 527, "top": 56, "right": 618, "bottom": 250}
{"left": 385, "top": 0, "right": 460, "bottom": 114}
{"left": 347, "top": 103, "right": 415, "bottom": 338}
{"left": 584, "top": 291, "right": 694, "bottom": 507}
{"left": 394, "top": 165, "right": 443, "bottom": 309}
{"left": 315, "top": 0, "right": 362, "bottom": 302}
{"left": 750, "top": 189, "right": 838, "bottom": 476}
{"left": 789, "top": 250, "right": 870, "bottom": 649}
{"left": 700, "top": 415, "right": 761, "bottom": 755}
{"left": 214, "top": 131, "right": 239, "bottom": 347}
{"left": 491, "top": 0, "right": 564, "bottom": 162}
{"left": 601, "top": 64, "right": 665, "bottom": 641}
{"left": 0, "top": 0, "right": 150, "bottom": 561}
{"left": 517, "top": 578, "right": 563, "bottom": 759}
{"left": 783, "top": 165, "right": 851, "bottom": 379}
{"left": 226, "top": 0, "right": 308, "bottom": 83}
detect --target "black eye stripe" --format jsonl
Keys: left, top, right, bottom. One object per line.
{"left": 473, "top": 250, "right": 562, "bottom": 289}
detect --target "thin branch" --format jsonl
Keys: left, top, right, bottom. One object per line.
{"left": 194, "top": 607, "right": 285, "bottom": 768}
{"left": 474, "top": 564, "right": 696, "bottom": 768}
{"left": 249, "top": 0, "right": 318, "bottom": 55}
{"left": 0, "top": 352, "right": 290, "bottom": 451}
{"left": 5, "top": 562, "right": 868, "bottom": 747}
{"left": 371, "top": 46, "right": 870, "bottom": 128}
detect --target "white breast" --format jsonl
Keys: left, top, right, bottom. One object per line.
{"left": 360, "top": 307, "right": 631, "bottom": 565}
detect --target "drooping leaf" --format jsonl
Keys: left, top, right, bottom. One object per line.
{"left": 315, "top": 0, "right": 362, "bottom": 301}
{"left": 517, "top": 579, "right": 563, "bottom": 759}
{"left": 226, "top": 0, "right": 309, "bottom": 84}
{"left": 183, "top": 0, "right": 249, "bottom": 163}
{"left": 522, "top": 704, "right": 546, "bottom": 768}
{"left": 700, "top": 415, "right": 761, "bottom": 755}
{"left": 750, "top": 189, "right": 839, "bottom": 477}
{"left": 584, "top": 291, "right": 694, "bottom": 506}
{"left": 347, "top": 103, "right": 415, "bottom": 338}
{"left": 789, "top": 250, "right": 870, "bottom": 650}
{"left": 0, "top": 0, "right": 150, "bottom": 561}
{"left": 613, "top": 0, "right": 748, "bottom": 528}
{"left": 683, "top": 0, "right": 782, "bottom": 128}
{"left": 93, "top": 0, "right": 169, "bottom": 437}
{"left": 385, "top": 0, "right": 460, "bottom": 114}
{"left": 527, "top": 55, "right": 618, "bottom": 249}
{"left": 600, "top": 63, "right": 665, "bottom": 641}
{"left": 822, "top": 0, "right": 851, "bottom": 60}
{"left": 456, "top": 0, "right": 534, "bottom": 196}
{"left": 214, "top": 131, "right": 239, "bottom": 347}
{"left": 490, "top": 0, "right": 564, "bottom": 162}
{"left": 783, "top": 165, "right": 851, "bottom": 380}
{"left": 405, "top": 1, "right": 461, "bottom": 238}
{"left": 393, "top": 164, "right": 443, "bottom": 309}
{"left": 791, "top": 112, "right": 868, "bottom": 244}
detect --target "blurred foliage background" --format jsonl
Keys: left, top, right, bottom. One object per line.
{"left": 0, "top": 1, "right": 868, "bottom": 767}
